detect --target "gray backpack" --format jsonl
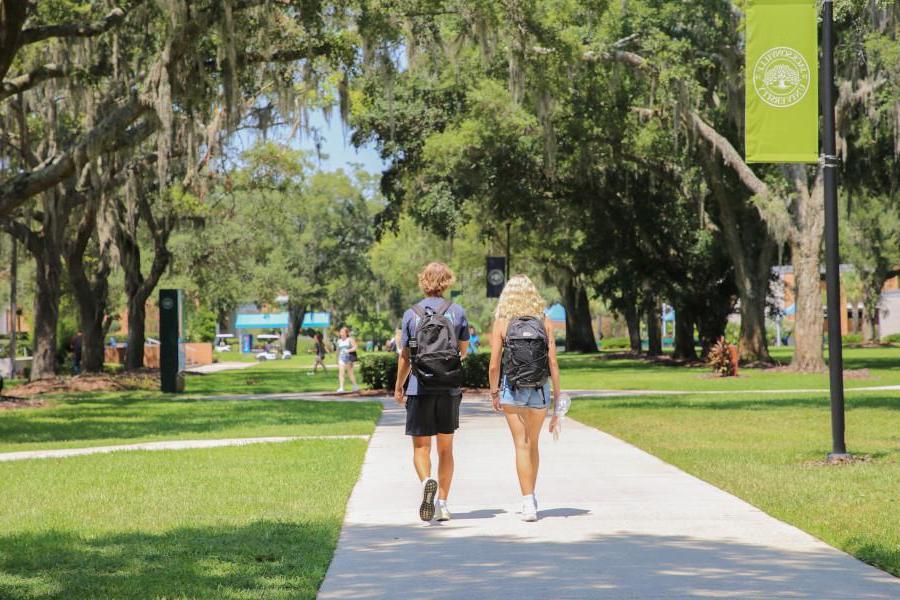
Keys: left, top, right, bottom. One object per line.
{"left": 410, "top": 300, "right": 464, "bottom": 390}
{"left": 503, "top": 316, "right": 550, "bottom": 388}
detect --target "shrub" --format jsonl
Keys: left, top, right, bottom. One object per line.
{"left": 708, "top": 337, "right": 738, "bottom": 377}
{"left": 842, "top": 333, "right": 862, "bottom": 345}
{"left": 884, "top": 333, "right": 900, "bottom": 344}
{"left": 600, "top": 336, "right": 630, "bottom": 350}
{"left": 462, "top": 352, "right": 490, "bottom": 388}
{"left": 359, "top": 351, "right": 490, "bottom": 390}
{"left": 359, "top": 352, "right": 398, "bottom": 390}
{"left": 187, "top": 308, "right": 217, "bottom": 343}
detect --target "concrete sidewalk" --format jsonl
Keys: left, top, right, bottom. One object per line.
{"left": 319, "top": 400, "right": 898, "bottom": 599}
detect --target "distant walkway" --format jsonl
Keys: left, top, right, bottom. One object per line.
{"left": 185, "top": 361, "right": 257, "bottom": 374}
{"left": 0, "top": 434, "right": 369, "bottom": 462}
{"left": 564, "top": 384, "right": 900, "bottom": 398}
{"left": 319, "top": 401, "right": 899, "bottom": 599}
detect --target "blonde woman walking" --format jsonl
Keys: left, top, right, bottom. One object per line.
{"left": 488, "top": 275, "right": 561, "bottom": 521}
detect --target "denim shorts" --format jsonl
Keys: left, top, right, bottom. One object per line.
{"left": 499, "top": 377, "right": 551, "bottom": 409}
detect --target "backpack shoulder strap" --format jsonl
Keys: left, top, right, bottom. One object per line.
{"left": 436, "top": 299, "right": 453, "bottom": 317}
{"left": 410, "top": 304, "right": 428, "bottom": 319}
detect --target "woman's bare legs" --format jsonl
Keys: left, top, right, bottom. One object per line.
{"left": 503, "top": 406, "right": 548, "bottom": 495}
{"left": 347, "top": 362, "right": 358, "bottom": 387}
{"left": 338, "top": 361, "right": 346, "bottom": 389}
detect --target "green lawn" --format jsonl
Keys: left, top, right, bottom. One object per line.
{"left": 570, "top": 390, "right": 900, "bottom": 577}
{"left": 0, "top": 355, "right": 381, "bottom": 453}
{"left": 558, "top": 346, "right": 900, "bottom": 391}
{"left": 0, "top": 396, "right": 381, "bottom": 453}
{"left": 0, "top": 439, "right": 367, "bottom": 599}
{"left": 185, "top": 356, "right": 348, "bottom": 396}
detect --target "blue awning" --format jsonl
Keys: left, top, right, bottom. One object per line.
{"left": 302, "top": 312, "right": 331, "bottom": 328}
{"left": 546, "top": 303, "right": 566, "bottom": 322}
{"left": 235, "top": 312, "right": 289, "bottom": 329}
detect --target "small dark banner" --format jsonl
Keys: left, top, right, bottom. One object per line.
{"left": 486, "top": 256, "right": 507, "bottom": 298}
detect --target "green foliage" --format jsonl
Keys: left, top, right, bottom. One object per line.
{"left": 359, "top": 352, "right": 399, "bottom": 390}
{"left": 600, "top": 336, "right": 631, "bottom": 350}
{"left": 461, "top": 352, "right": 490, "bottom": 389}
{"left": 359, "top": 351, "right": 489, "bottom": 390}
{"left": 842, "top": 333, "right": 863, "bottom": 345}
{"left": 187, "top": 307, "right": 217, "bottom": 343}
{"left": 884, "top": 334, "right": 900, "bottom": 344}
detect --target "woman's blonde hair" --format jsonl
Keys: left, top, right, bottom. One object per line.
{"left": 418, "top": 262, "right": 455, "bottom": 297}
{"left": 494, "top": 274, "right": 546, "bottom": 320}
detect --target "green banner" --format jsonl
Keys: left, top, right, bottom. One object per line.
{"left": 745, "top": 0, "right": 818, "bottom": 163}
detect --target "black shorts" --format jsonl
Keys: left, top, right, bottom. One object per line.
{"left": 405, "top": 393, "right": 462, "bottom": 437}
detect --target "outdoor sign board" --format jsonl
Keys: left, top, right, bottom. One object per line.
{"left": 745, "top": 0, "right": 818, "bottom": 163}
{"left": 486, "top": 256, "right": 507, "bottom": 298}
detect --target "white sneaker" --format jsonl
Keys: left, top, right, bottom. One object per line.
{"left": 521, "top": 498, "right": 538, "bottom": 522}
{"left": 419, "top": 478, "right": 438, "bottom": 521}
{"left": 436, "top": 502, "right": 451, "bottom": 522}
{"left": 336, "top": 387, "right": 345, "bottom": 393}
{"left": 351, "top": 385, "right": 360, "bottom": 392}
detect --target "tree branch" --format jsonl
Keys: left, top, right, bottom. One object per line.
{"left": 0, "top": 62, "right": 110, "bottom": 102}
{"left": 18, "top": 8, "right": 126, "bottom": 46}
{"left": 0, "top": 97, "right": 152, "bottom": 216}
{"left": 0, "top": 0, "right": 28, "bottom": 81}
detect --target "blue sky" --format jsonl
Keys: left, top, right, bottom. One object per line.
{"left": 231, "top": 109, "right": 388, "bottom": 175}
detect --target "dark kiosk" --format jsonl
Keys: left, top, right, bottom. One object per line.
{"left": 159, "top": 289, "right": 184, "bottom": 393}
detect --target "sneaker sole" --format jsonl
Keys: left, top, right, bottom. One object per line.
{"left": 522, "top": 512, "right": 538, "bottom": 522}
{"left": 419, "top": 479, "right": 437, "bottom": 521}
{"left": 436, "top": 511, "right": 450, "bottom": 522}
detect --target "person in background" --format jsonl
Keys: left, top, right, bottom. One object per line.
{"left": 71, "top": 331, "right": 84, "bottom": 374}
{"left": 336, "top": 327, "right": 360, "bottom": 392}
{"left": 312, "top": 332, "right": 327, "bottom": 373}
{"left": 393, "top": 328, "right": 402, "bottom": 355}
{"left": 467, "top": 325, "right": 480, "bottom": 355}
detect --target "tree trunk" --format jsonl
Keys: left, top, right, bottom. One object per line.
{"left": 861, "top": 309, "right": 877, "bottom": 343}
{"left": 787, "top": 166, "right": 826, "bottom": 372}
{"left": 673, "top": 306, "right": 697, "bottom": 360}
{"left": 623, "top": 301, "right": 642, "bottom": 353}
{"left": 125, "top": 295, "right": 146, "bottom": 370}
{"left": 66, "top": 200, "right": 113, "bottom": 373}
{"left": 704, "top": 157, "right": 776, "bottom": 364}
{"left": 560, "top": 275, "right": 597, "bottom": 353}
{"left": 284, "top": 303, "right": 307, "bottom": 354}
{"left": 31, "top": 247, "right": 62, "bottom": 379}
{"left": 645, "top": 299, "right": 662, "bottom": 356}
{"left": 7, "top": 234, "right": 16, "bottom": 379}
{"left": 115, "top": 194, "right": 173, "bottom": 372}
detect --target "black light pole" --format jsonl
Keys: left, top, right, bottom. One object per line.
{"left": 505, "top": 222, "right": 512, "bottom": 279}
{"left": 822, "top": 0, "right": 849, "bottom": 459}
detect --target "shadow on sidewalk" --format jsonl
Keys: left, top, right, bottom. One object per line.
{"left": 321, "top": 525, "right": 899, "bottom": 598}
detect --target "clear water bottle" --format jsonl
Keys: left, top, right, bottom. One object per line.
{"left": 552, "top": 394, "right": 571, "bottom": 442}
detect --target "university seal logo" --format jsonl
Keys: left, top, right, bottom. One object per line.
{"left": 752, "top": 46, "right": 811, "bottom": 108}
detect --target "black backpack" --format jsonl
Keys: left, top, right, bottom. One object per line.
{"left": 409, "top": 300, "right": 464, "bottom": 390}
{"left": 503, "top": 316, "right": 550, "bottom": 388}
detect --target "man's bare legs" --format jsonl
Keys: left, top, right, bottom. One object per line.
{"left": 412, "top": 435, "right": 432, "bottom": 480}
{"left": 412, "top": 433, "right": 454, "bottom": 500}
{"left": 435, "top": 433, "right": 454, "bottom": 500}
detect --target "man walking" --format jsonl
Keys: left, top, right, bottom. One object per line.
{"left": 395, "top": 262, "right": 469, "bottom": 522}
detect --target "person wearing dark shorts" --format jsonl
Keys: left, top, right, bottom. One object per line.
{"left": 395, "top": 262, "right": 469, "bottom": 522}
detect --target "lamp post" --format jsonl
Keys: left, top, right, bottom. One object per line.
{"left": 821, "top": 0, "right": 849, "bottom": 460}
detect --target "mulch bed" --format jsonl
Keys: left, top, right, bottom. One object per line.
{"left": 0, "top": 397, "right": 46, "bottom": 410}
{"left": 804, "top": 454, "right": 877, "bottom": 467}
{"left": 9, "top": 370, "right": 159, "bottom": 398}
